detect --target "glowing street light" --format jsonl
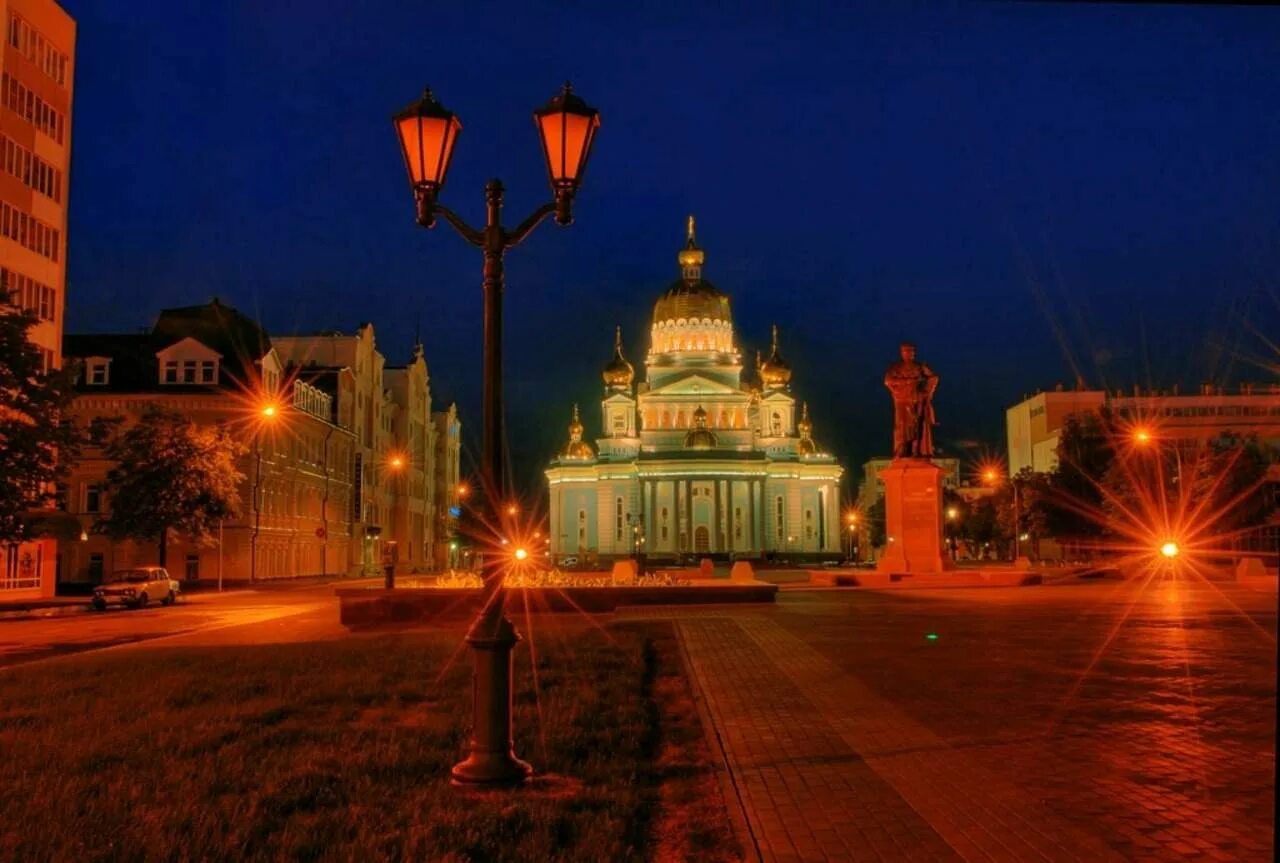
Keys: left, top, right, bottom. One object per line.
{"left": 513, "top": 547, "right": 528, "bottom": 561}
{"left": 1133, "top": 428, "right": 1153, "bottom": 446}
{"left": 506, "top": 503, "right": 519, "bottom": 516}
{"left": 251, "top": 397, "right": 282, "bottom": 583}
{"left": 946, "top": 506, "right": 959, "bottom": 521}
{"left": 1160, "top": 541, "right": 1180, "bottom": 559}
{"left": 395, "top": 81, "right": 600, "bottom": 789}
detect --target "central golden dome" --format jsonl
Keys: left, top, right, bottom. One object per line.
{"left": 653, "top": 214, "right": 732, "bottom": 326}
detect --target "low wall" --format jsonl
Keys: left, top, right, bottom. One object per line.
{"left": 336, "top": 582, "right": 778, "bottom": 628}
{"left": 806, "top": 569, "right": 1042, "bottom": 589}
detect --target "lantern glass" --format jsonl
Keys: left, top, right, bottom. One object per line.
{"left": 535, "top": 83, "right": 600, "bottom": 189}
{"left": 394, "top": 91, "right": 462, "bottom": 190}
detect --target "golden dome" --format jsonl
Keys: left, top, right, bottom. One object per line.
{"left": 797, "top": 402, "right": 819, "bottom": 456}
{"left": 560, "top": 404, "right": 595, "bottom": 460}
{"left": 602, "top": 326, "right": 634, "bottom": 388}
{"left": 684, "top": 404, "right": 718, "bottom": 450}
{"left": 677, "top": 214, "right": 705, "bottom": 271}
{"left": 653, "top": 215, "right": 732, "bottom": 326}
{"left": 759, "top": 324, "right": 792, "bottom": 388}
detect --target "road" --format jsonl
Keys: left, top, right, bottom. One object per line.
{"left": 0, "top": 584, "right": 344, "bottom": 669}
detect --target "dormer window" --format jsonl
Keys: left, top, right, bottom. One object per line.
{"left": 200, "top": 360, "right": 216, "bottom": 383}
{"left": 85, "top": 358, "right": 110, "bottom": 386}
{"left": 163, "top": 361, "right": 178, "bottom": 383}
{"left": 157, "top": 338, "right": 222, "bottom": 385}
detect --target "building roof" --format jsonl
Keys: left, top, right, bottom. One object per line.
{"left": 65, "top": 299, "right": 272, "bottom": 393}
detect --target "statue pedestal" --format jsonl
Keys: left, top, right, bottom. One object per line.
{"left": 877, "top": 459, "right": 953, "bottom": 575}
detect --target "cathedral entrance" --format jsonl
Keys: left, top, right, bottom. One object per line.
{"left": 694, "top": 526, "right": 710, "bottom": 554}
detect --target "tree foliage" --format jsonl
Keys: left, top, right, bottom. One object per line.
{"left": 865, "top": 495, "right": 886, "bottom": 549}
{"left": 97, "top": 407, "right": 246, "bottom": 565}
{"left": 0, "top": 306, "right": 86, "bottom": 543}
{"left": 1046, "top": 411, "right": 1115, "bottom": 540}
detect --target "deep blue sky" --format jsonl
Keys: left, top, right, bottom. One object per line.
{"left": 62, "top": 1, "right": 1280, "bottom": 495}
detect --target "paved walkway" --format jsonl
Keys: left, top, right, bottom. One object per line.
{"left": 631, "top": 579, "right": 1275, "bottom": 862}
{"left": 673, "top": 613, "right": 1122, "bottom": 862}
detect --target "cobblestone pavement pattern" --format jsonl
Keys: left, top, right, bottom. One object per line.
{"left": 635, "top": 578, "right": 1276, "bottom": 862}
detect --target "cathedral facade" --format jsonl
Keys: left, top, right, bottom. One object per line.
{"left": 545, "top": 219, "right": 844, "bottom": 562}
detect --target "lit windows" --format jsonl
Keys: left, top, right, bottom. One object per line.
{"left": 87, "top": 359, "right": 109, "bottom": 385}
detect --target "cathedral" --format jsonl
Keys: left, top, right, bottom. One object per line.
{"left": 545, "top": 219, "right": 845, "bottom": 562}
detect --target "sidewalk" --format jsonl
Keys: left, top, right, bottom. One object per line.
{"left": 631, "top": 608, "right": 1125, "bottom": 862}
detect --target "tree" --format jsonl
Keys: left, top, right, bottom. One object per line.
{"left": 97, "top": 407, "right": 246, "bottom": 566}
{"left": 1188, "top": 434, "right": 1277, "bottom": 542}
{"left": 1043, "top": 410, "right": 1116, "bottom": 552}
{"left": 0, "top": 306, "right": 86, "bottom": 543}
{"left": 990, "top": 469, "right": 1053, "bottom": 558}
{"left": 866, "top": 495, "right": 886, "bottom": 550}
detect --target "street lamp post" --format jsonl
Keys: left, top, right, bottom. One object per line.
{"left": 394, "top": 83, "right": 600, "bottom": 787}
{"left": 250, "top": 402, "right": 279, "bottom": 584}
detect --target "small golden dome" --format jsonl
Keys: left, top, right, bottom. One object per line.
{"left": 678, "top": 214, "right": 705, "bottom": 271}
{"left": 797, "top": 402, "right": 819, "bottom": 456}
{"left": 684, "top": 404, "right": 718, "bottom": 450}
{"left": 759, "top": 324, "right": 792, "bottom": 388}
{"left": 561, "top": 404, "right": 595, "bottom": 460}
{"left": 602, "top": 326, "right": 634, "bottom": 388}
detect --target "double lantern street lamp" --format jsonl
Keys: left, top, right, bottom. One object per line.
{"left": 393, "top": 83, "right": 601, "bottom": 787}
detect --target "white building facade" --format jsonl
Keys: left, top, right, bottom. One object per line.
{"left": 546, "top": 220, "right": 844, "bottom": 562}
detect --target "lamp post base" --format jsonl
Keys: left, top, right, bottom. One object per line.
{"left": 450, "top": 592, "right": 532, "bottom": 788}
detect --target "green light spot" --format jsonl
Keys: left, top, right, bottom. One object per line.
{"left": 925, "top": 633, "right": 939, "bottom": 641}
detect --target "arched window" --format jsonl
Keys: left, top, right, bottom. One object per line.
{"left": 771, "top": 411, "right": 782, "bottom": 437}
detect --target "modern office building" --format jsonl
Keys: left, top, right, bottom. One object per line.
{"left": 1006, "top": 384, "right": 1280, "bottom": 475}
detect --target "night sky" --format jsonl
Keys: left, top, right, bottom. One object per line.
{"left": 63, "top": 2, "right": 1280, "bottom": 496}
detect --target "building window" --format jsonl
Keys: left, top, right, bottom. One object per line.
{"left": 8, "top": 14, "right": 69, "bottom": 87}
{"left": 771, "top": 412, "right": 782, "bottom": 436}
{"left": 661, "top": 506, "right": 669, "bottom": 541}
{"left": 615, "top": 497, "right": 624, "bottom": 542}
{"left": 735, "top": 506, "right": 743, "bottom": 540}
{"left": 0, "top": 199, "right": 59, "bottom": 261}
{"left": 0, "top": 72, "right": 64, "bottom": 141}
{"left": 87, "top": 359, "right": 109, "bottom": 385}
{"left": 182, "top": 360, "right": 197, "bottom": 383}
{"left": 577, "top": 509, "right": 587, "bottom": 549}
{"left": 84, "top": 484, "right": 102, "bottom": 514}
{"left": 163, "top": 361, "right": 178, "bottom": 384}
{"left": 1, "top": 135, "right": 61, "bottom": 201}
{"left": 87, "top": 553, "right": 104, "bottom": 584}
{"left": 200, "top": 360, "right": 217, "bottom": 383}
{"left": 184, "top": 554, "right": 200, "bottom": 581}
{"left": 804, "top": 509, "right": 814, "bottom": 540}
{"left": 54, "top": 483, "right": 67, "bottom": 510}
{"left": 775, "top": 496, "right": 784, "bottom": 541}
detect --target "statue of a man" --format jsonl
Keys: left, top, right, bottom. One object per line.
{"left": 884, "top": 342, "right": 938, "bottom": 458}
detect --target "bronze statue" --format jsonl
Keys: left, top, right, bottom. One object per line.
{"left": 884, "top": 342, "right": 938, "bottom": 458}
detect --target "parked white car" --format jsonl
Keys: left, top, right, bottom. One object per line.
{"left": 92, "top": 566, "right": 181, "bottom": 610}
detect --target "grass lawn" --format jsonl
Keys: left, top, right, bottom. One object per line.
{"left": 0, "top": 620, "right": 740, "bottom": 862}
